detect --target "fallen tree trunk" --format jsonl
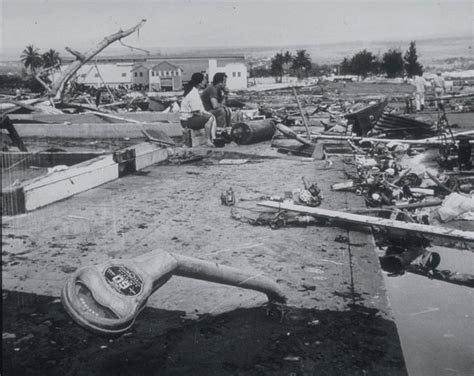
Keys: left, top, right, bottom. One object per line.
{"left": 49, "top": 19, "right": 147, "bottom": 100}
{"left": 257, "top": 201, "right": 474, "bottom": 242}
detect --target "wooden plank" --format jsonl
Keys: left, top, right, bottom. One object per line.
{"left": 257, "top": 201, "right": 474, "bottom": 242}
{"left": 345, "top": 200, "right": 444, "bottom": 214}
{"left": 9, "top": 111, "right": 180, "bottom": 124}
{"left": 0, "top": 98, "right": 49, "bottom": 113}
{"left": 311, "top": 131, "right": 474, "bottom": 145}
{"left": 14, "top": 122, "right": 183, "bottom": 138}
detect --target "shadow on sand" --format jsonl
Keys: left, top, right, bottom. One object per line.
{"left": 2, "top": 290, "right": 406, "bottom": 376}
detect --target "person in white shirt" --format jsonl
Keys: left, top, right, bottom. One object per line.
{"left": 412, "top": 75, "right": 429, "bottom": 111}
{"left": 180, "top": 72, "right": 216, "bottom": 146}
{"left": 432, "top": 72, "right": 446, "bottom": 110}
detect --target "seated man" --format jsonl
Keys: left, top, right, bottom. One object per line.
{"left": 180, "top": 72, "right": 216, "bottom": 147}
{"left": 201, "top": 72, "right": 232, "bottom": 128}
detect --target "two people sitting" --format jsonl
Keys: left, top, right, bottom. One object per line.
{"left": 180, "top": 72, "right": 233, "bottom": 146}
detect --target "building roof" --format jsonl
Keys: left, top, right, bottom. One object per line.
{"left": 130, "top": 64, "right": 149, "bottom": 72}
{"left": 62, "top": 54, "right": 245, "bottom": 64}
{"left": 75, "top": 63, "right": 134, "bottom": 84}
{"left": 151, "top": 61, "right": 180, "bottom": 71}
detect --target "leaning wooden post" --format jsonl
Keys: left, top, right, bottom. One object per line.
{"left": 276, "top": 123, "right": 312, "bottom": 146}
{"left": 49, "top": 19, "right": 147, "bottom": 101}
{"left": 292, "top": 87, "right": 311, "bottom": 140}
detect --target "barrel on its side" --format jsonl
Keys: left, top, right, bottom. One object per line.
{"left": 231, "top": 120, "right": 276, "bottom": 145}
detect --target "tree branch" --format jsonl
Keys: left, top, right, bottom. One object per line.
{"left": 49, "top": 19, "right": 147, "bottom": 101}
{"left": 65, "top": 47, "right": 85, "bottom": 62}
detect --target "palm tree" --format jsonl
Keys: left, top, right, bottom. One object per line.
{"left": 42, "top": 49, "right": 61, "bottom": 69}
{"left": 292, "top": 49, "right": 312, "bottom": 79}
{"left": 21, "top": 45, "right": 42, "bottom": 74}
{"left": 271, "top": 52, "right": 285, "bottom": 83}
{"left": 283, "top": 51, "right": 293, "bottom": 78}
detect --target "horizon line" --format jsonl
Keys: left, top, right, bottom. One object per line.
{"left": 1, "top": 33, "right": 471, "bottom": 62}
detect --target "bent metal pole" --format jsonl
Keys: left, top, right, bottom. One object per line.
{"left": 62, "top": 250, "right": 286, "bottom": 336}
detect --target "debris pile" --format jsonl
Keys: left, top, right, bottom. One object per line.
{"left": 229, "top": 177, "right": 323, "bottom": 229}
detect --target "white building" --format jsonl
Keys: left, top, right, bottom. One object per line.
{"left": 208, "top": 60, "right": 247, "bottom": 91}
{"left": 75, "top": 63, "right": 134, "bottom": 88}
{"left": 149, "top": 62, "right": 182, "bottom": 91}
{"left": 60, "top": 54, "right": 248, "bottom": 91}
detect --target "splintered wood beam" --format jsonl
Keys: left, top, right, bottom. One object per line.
{"left": 14, "top": 122, "right": 182, "bottom": 139}
{"left": 50, "top": 19, "right": 147, "bottom": 100}
{"left": 3, "top": 100, "right": 40, "bottom": 112}
{"left": 257, "top": 201, "right": 474, "bottom": 242}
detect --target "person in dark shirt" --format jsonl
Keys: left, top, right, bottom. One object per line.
{"left": 201, "top": 72, "right": 232, "bottom": 128}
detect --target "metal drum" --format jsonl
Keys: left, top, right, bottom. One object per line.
{"left": 231, "top": 119, "right": 276, "bottom": 145}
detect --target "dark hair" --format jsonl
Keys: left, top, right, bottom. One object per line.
{"left": 183, "top": 72, "right": 205, "bottom": 97}
{"left": 212, "top": 72, "right": 227, "bottom": 86}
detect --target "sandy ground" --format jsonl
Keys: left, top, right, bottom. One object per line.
{"left": 2, "top": 141, "right": 407, "bottom": 375}
{"left": 7, "top": 80, "right": 471, "bottom": 375}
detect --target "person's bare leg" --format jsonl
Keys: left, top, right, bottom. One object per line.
{"left": 210, "top": 116, "right": 216, "bottom": 140}
{"left": 204, "top": 117, "right": 216, "bottom": 147}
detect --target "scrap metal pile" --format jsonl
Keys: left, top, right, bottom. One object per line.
{"left": 219, "top": 83, "right": 474, "bottom": 289}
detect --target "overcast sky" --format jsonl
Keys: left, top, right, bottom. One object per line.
{"left": 1, "top": 0, "right": 472, "bottom": 56}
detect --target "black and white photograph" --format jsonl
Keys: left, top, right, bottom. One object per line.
{"left": 1, "top": 1, "right": 473, "bottom": 375}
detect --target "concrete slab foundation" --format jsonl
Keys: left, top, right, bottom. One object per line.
{"left": 1, "top": 142, "right": 168, "bottom": 215}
